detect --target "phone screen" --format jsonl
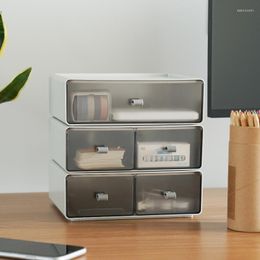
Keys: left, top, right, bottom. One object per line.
{"left": 0, "top": 237, "right": 86, "bottom": 259}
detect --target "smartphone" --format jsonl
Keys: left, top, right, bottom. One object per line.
{"left": 0, "top": 237, "right": 87, "bottom": 260}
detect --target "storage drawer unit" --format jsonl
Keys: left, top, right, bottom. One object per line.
{"left": 50, "top": 74, "right": 203, "bottom": 124}
{"left": 50, "top": 119, "right": 202, "bottom": 171}
{"left": 49, "top": 73, "right": 204, "bottom": 221}
{"left": 49, "top": 161, "right": 202, "bottom": 220}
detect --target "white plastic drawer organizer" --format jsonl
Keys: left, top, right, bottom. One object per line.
{"left": 49, "top": 74, "right": 204, "bottom": 220}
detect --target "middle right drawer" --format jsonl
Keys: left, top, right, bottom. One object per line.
{"left": 136, "top": 127, "right": 202, "bottom": 169}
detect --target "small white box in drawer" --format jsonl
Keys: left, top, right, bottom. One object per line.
{"left": 137, "top": 142, "right": 190, "bottom": 168}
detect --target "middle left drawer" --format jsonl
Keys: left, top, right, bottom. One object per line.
{"left": 50, "top": 119, "right": 135, "bottom": 171}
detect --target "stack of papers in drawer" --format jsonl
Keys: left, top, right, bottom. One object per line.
{"left": 74, "top": 147, "right": 125, "bottom": 170}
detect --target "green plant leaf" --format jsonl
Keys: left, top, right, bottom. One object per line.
{"left": 0, "top": 13, "right": 5, "bottom": 54}
{"left": 0, "top": 67, "right": 32, "bottom": 104}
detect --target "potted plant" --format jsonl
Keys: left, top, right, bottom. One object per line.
{"left": 0, "top": 13, "right": 31, "bottom": 103}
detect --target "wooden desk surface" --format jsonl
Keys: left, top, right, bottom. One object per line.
{"left": 0, "top": 189, "right": 259, "bottom": 260}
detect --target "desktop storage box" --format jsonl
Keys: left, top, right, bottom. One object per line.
{"left": 50, "top": 74, "right": 203, "bottom": 124}
{"left": 49, "top": 161, "right": 202, "bottom": 220}
{"left": 50, "top": 118, "right": 203, "bottom": 172}
{"left": 49, "top": 73, "right": 204, "bottom": 221}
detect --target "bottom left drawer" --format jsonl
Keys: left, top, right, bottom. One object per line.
{"left": 49, "top": 161, "right": 134, "bottom": 219}
{"left": 66, "top": 175, "right": 134, "bottom": 218}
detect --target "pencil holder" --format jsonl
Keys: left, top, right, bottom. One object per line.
{"left": 228, "top": 125, "right": 260, "bottom": 232}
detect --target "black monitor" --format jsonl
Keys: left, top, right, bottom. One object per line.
{"left": 208, "top": 0, "right": 260, "bottom": 117}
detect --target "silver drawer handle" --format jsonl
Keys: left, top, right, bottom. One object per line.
{"left": 129, "top": 98, "right": 144, "bottom": 107}
{"left": 163, "top": 145, "right": 176, "bottom": 153}
{"left": 162, "top": 191, "right": 177, "bottom": 200}
{"left": 96, "top": 146, "right": 109, "bottom": 153}
{"left": 96, "top": 192, "right": 109, "bottom": 201}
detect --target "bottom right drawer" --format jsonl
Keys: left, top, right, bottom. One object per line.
{"left": 135, "top": 172, "right": 202, "bottom": 215}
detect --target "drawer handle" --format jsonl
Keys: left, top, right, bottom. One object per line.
{"left": 129, "top": 98, "right": 144, "bottom": 107}
{"left": 163, "top": 145, "right": 176, "bottom": 153}
{"left": 162, "top": 191, "right": 177, "bottom": 200}
{"left": 96, "top": 146, "right": 109, "bottom": 153}
{"left": 95, "top": 192, "right": 109, "bottom": 201}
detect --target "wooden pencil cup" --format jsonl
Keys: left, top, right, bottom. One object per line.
{"left": 228, "top": 125, "right": 260, "bottom": 232}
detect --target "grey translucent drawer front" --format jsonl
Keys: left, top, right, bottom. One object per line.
{"left": 66, "top": 175, "right": 134, "bottom": 218}
{"left": 66, "top": 80, "right": 203, "bottom": 123}
{"left": 135, "top": 172, "right": 202, "bottom": 215}
{"left": 66, "top": 129, "right": 134, "bottom": 171}
{"left": 136, "top": 127, "right": 202, "bottom": 169}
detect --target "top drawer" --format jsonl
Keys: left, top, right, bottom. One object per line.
{"left": 50, "top": 74, "right": 203, "bottom": 124}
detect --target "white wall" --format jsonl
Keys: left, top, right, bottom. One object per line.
{"left": 0, "top": 0, "right": 229, "bottom": 193}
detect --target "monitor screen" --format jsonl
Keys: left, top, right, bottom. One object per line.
{"left": 208, "top": 0, "right": 260, "bottom": 117}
